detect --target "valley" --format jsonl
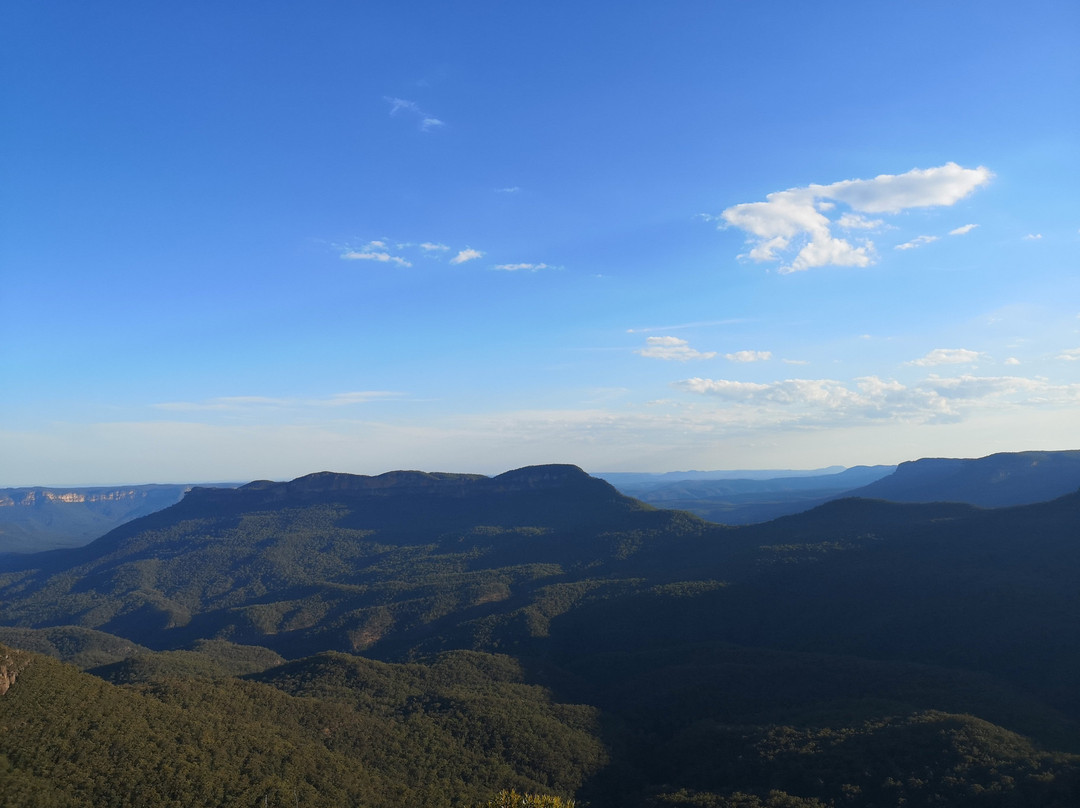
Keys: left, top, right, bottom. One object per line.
{"left": 1, "top": 453, "right": 1079, "bottom": 806}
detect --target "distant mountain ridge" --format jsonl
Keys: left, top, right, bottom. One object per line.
{"left": 601, "top": 450, "right": 1080, "bottom": 524}
{"left": 845, "top": 449, "right": 1080, "bottom": 506}
{"left": 0, "top": 483, "right": 212, "bottom": 553}
{"left": 3, "top": 460, "right": 1080, "bottom": 805}
{"left": 603, "top": 465, "right": 896, "bottom": 524}
{"left": 0, "top": 464, "right": 682, "bottom": 655}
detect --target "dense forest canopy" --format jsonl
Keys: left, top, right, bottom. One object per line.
{"left": 1, "top": 460, "right": 1079, "bottom": 806}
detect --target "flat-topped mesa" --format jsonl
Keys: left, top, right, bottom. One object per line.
{"left": 489, "top": 464, "right": 594, "bottom": 489}
{"left": 847, "top": 449, "right": 1080, "bottom": 507}
{"left": 180, "top": 465, "right": 618, "bottom": 512}
{"left": 248, "top": 470, "right": 487, "bottom": 495}
{"left": 74, "top": 464, "right": 649, "bottom": 556}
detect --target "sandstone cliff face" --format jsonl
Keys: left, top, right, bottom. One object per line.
{"left": 0, "top": 488, "right": 154, "bottom": 507}
{"left": 0, "top": 484, "right": 198, "bottom": 553}
{"left": 0, "top": 646, "right": 31, "bottom": 696}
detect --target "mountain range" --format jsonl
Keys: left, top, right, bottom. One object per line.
{"left": 0, "top": 482, "right": 234, "bottom": 554}
{"left": 605, "top": 449, "right": 1080, "bottom": 524}
{"left": 1, "top": 452, "right": 1079, "bottom": 806}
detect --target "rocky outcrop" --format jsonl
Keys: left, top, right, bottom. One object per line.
{"left": 0, "top": 488, "right": 145, "bottom": 507}
{"left": 0, "top": 646, "right": 31, "bottom": 696}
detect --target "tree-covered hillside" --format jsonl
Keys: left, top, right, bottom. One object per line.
{"left": 1, "top": 463, "right": 1079, "bottom": 806}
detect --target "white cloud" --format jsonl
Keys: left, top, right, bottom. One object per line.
{"left": 637, "top": 336, "right": 717, "bottom": 361}
{"left": 386, "top": 97, "right": 418, "bottom": 115}
{"left": 949, "top": 223, "right": 978, "bottom": 236}
{"left": 1005, "top": 357, "right": 1021, "bottom": 366}
{"left": 907, "top": 348, "right": 984, "bottom": 366}
{"left": 342, "top": 251, "right": 412, "bottom": 267}
{"left": 895, "top": 235, "right": 939, "bottom": 251}
{"left": 837, "top": 213, "right": 883, "bottom": 229}
{"left": 725, "top": 350, "right": 772, "bottom": 362}
{"left": 674, "top": 376, "right": 945, "bottom": 422}
{"left": 496, "top": 187, "right": 521, "bottom": 194}
{"left": 782, "top": 358, "right": 810, "bottom": 365}
{"left": 1024, "top": 233, "right": 1043, "bottom": 240}
{"left": 677, "top": 378, "right": 772, "bottom": 398}
{"left": 1057, "top": 348, "right": 1080, "bottom": 361}
{"left": 821, "top": 163, "right": 993, "bottom": 214}
{"left": 385, "top": 96, "right": 444, "bottom": 131}
{"left": 494, "top": 263, "right": 550, "bottom": 272}
{"left": 921, "top": 374, "right": 1048, "bottom": 400}
{"left": 420, "top": 242, "right": 450, "bottom": 252}
{"left": 674, "top": 370, "right": 1080, "bottom": 429}
{"left": 450, "top": 248, "right": 484, "bottom": 265}
{"left": 717, "top": 162, "right": 992, "bottom": 272}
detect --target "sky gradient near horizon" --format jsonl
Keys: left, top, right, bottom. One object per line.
{"left": 3, "top": 1, "right": 1079, "bottom": 485}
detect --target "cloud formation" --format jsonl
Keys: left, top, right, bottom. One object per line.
{"left": 637, "top": 336, "right": 717, "bottom": 361}
{"left": 342, "top": 251, "right": 412, "bottom": 267}
{"left": 895, "top": 235, "right": 939, "bottom": 251}
{"left": 341, "top": 240, "right": 493, "bottom": 268}
{"left": 494, "top": 263, "right": 550, "bottom": 271}
{"left": 674, "top": 372, "right": 1079, "bottom": 427}
{"left": 949, "top": 223, "right": 978, "bottom": 236}
{"left": 907, "top": 348, "right": 984, "bottom": 366}
{"left": 725, "top": 350, "right": 772, "bottom": 362}
{"left": 450, "top": 248, "right": 484, "bottom": 265}
{"left": 385, "top": 97, "right": 444, "bottom": 131}
{"left": 717, "top": 162, "right": 992, "bottom": 272}
{"left": 836, "top": 213, "right": 884, "bottom": 230}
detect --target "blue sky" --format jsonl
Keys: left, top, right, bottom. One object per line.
{"left": 3, "top": 1, "right": 1078, "bottom": 485}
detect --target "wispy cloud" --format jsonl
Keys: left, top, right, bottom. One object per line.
{"left": 342, "top": 251, "right": 412, "bottom": 267}
{"left": 495, "top": 187, "right": 521, "bottom": 194}
{"left": 895, "top": 234, "right": 940, "bottom": 251}
{"left": 836, "top": 213, "right": 884, "bottom": 230}
{"left": 674, "top": 372, "right": 1080, "bottom": 427}
{"left": 385, "top": 96, "right": 444, "bottom": 131}
{"left": 637, "top": 336, "right": 717, "bottom": 361}
{"left": 494, "top": 262, "right": 550, "bottom": 272}
{"left": 450, "top": 248, "right": 484, "bottom": 265}
{"left": 949, "top": 223, "right": 978, "bottom": 236}
{"left": 716, "top": 162, "right": 993, "bottom": 272}
{"left": 340, "top": 239, "right": 488, "bottom": 268}
{"left": 1057, "top": 348, "right": 1080, "bottom": 361}
{"left": 1024, "top": 233, "right": 1043, "bottom": 240}
{"left": 907, "top": 348, "right": 984, "bottom": 366}
{"left": 725, "top": 350, "right": 772, "bottom": 362}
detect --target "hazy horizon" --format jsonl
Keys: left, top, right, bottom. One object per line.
{"left": 4, "top": 2, "right": 1078, "bottom": 487}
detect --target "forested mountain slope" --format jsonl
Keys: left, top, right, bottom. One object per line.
{"left": 0, "top": 483, "right": 202, "bottom": 553}
{"left": 844, "top": 449, "right": 1080, "bottom": 506}
{"left": 2, "top": 464, "right": 1079, "bottom": 806}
